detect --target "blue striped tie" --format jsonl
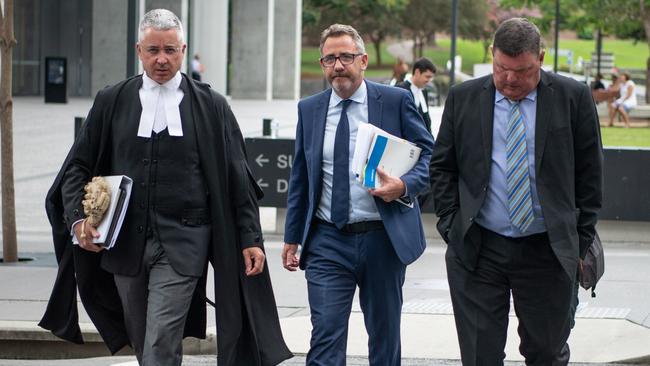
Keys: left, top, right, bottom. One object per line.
{"left": 506, "top": 101, "right": 534, "bottom": 232}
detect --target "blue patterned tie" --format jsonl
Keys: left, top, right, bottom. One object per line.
{"left": 507, "top": 100, "right": 534, "bottom": 232}
{"left": 331, "top": 99, "right": 352, "bottom": 229}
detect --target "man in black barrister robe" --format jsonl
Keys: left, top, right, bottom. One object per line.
{"left": 39, "top": 8, "right": 292, "bottom": 366}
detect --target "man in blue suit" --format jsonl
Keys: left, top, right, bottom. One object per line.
{"left": 281, "top": 24, "right": 434, "bottom": 365}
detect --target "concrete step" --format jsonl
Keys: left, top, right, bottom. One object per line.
{"left": 0, "top": 321, "right": 215, "bottom": 360}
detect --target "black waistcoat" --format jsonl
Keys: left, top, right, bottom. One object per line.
{"left": 101, "top": 82, "right": 211, "bottom": 277}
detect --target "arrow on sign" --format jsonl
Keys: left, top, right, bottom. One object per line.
{"left": 257, "top": 178, "right": 269, "bottom": 188}
{"left": 255, "top": 154, "right": 270, "bottom": 167}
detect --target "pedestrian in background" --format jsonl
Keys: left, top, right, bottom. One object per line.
{"left": 282, "top": 23, "right": 433, "bottom": 365}
{"left": 390, "top": 57, "right": 409, "bottom": 85}
{"left": 395, "top": 57, "right": 437, "bottom": 134}
{"left": 430, "top": 18, "right": 603, "bottom": 365}
{"left": 191, "top": 53, "right": 205, "bottom": 81}
{"left": 609, "top": 71, "right": 636, "bottom": 128}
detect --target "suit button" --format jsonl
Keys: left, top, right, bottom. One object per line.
{"left": 137, "top": 226, "right": 144, "bottom": 233}
{"left": 152, "top": 159, "right": 158, "bottom": 164}
{"left": 482, "top": 186, "right": 487, "bottom": 192}
{"left": 143, "top": 158, "right": 150, "bottom": 165}
{"left": 469, "top": 217, "right": 474, "bottom": 222}
{"left": 182, "top": 219, "right": 188, "bottom": 225}
{"left": 73, "top": 209, "right": 79, "bottom": 216}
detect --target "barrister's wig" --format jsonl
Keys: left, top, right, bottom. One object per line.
{"left": 319, "top": 24, "right": 366, "bottom": 55}
{"left": 493, "top": 18, "right": 543, "bottom": 57}
{"left": 138, "top": 8, "right": 185, "bottom": 44}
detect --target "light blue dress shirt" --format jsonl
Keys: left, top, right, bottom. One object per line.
{"left": 315, "top": 81, "right": 381, "bottom": 223}
{"left": 475, "top": 89, "right": 546, "bottom": 237}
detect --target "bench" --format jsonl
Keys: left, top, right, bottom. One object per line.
{"left": 596, "top": 102, "right": 650, "bottom": 120}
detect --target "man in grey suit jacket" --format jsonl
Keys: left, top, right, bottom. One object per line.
{"left": 430, "top": 18, "right": 602, "bottom": 365}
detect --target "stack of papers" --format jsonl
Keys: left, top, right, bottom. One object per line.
{"left": 73, "top": 175, "right": 133, "bottom": 249}
{"left": 352, "top": 123, "right": 422, "bottom": 189}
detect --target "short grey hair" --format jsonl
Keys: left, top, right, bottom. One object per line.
{"left": 493, "top": 18, "right": 542, "bottom": 57}
{"left": 319, "top": 24, "right": 366, "bottom": 55}
{"left": 138, "top": 8, "right": 184, "bottom": 44}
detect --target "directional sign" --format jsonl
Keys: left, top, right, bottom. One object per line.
{"left": 245, "top": 138, "right": 295, "bottom": 207}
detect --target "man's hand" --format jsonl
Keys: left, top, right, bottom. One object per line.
{"left": 282, "top": 243, "right": 300, "bottom": 271}
{"left": 578, "top": 258, "right": 584, "bottom": 275}
{"left": 243, "top": 247, "right": 265, "bottom": 276}
{"left": 369, "top": 168, "right": 406, "bottom": 202}
{"left": 74, "top": 219, "right": 103, "bottom": 253}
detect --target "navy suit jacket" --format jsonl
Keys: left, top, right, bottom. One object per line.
{"left": 284, "top": 80, "right": 434, "bottom": 268}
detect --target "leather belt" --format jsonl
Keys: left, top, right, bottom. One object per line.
{"left": 313, "top": 217, "right": 384, "bottom": 234}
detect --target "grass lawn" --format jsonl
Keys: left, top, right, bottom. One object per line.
{"left": 302, "top": 38, "right": 649, "bottom": 78}
{"left": 601, "top": 126, "right": 650, "bottom": 148}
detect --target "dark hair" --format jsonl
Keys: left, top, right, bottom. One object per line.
{"left": 493, "top": 18, "right": 542, "bottom": 57}
{"left": 412, "top": 57, "right": 436, "bottom": 74}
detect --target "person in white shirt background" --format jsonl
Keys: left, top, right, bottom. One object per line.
{"left": 191, "top": 53, "right": 205, "bottom": 81}
{"left": 395, "top": 57, "right": 437, "bottom": 134}
{"left": 609, "top": 71, "right": 637, "bottom": 128}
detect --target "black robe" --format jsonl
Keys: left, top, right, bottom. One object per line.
{"left": 39, "top": 74, "right": 293, "bottom": 366}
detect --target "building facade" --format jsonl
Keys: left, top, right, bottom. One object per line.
{"left": 13, "top": 0, "right": 301, "bottom": 99}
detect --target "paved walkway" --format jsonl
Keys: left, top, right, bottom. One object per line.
{"left": 1, "top": 97, "right": 649, "bottom": 365}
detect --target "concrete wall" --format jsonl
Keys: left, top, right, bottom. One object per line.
{"left": 91, "top": 0, "right": 128, "bottom": 95}
{"left": 59, "top": 0, "right": 92, "bottom": 96}
{"left": 190, "top": 0, "right": 228, "bottom": 94}
{"left": 230, "top": 0, "right": 274, "bottom": 99}
{"left": 38, "top": 0, "right": 93, "bottom": 96}
{"left": 145, "top": 0, "right": 182, "bottom": 15}
{"left": 272, "top": 0, "right": 301, "bottom": 99}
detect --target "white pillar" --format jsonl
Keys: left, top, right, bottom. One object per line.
{"left": 273, "top": 0, "right": 301, "bottom": 99}
{"left": 230, "top": 0, "right": 275, "bottom": 99}
{"left": 91, "top": 0, "right": 128, "bottom": 95}
{"left": 190, "top": 0, "right": 228, "bottom": 94}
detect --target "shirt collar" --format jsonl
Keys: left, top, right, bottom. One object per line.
{"left": 330, "top": 80, "right": 367, "bottom": 108}
{"left": 408, "top": 76, "right": 423, "bottom": 90}
{"left": 142, "top": 71, "right": 182, "bottom": 91}
{"left": 494, "top": 88, "right": 537, "bottom": 104}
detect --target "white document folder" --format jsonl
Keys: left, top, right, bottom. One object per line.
{"left": 352, "top": 123, "right": 421, "bottom": 189}
{"left": 72, "top": 175, "right": 133, "bottom": 249}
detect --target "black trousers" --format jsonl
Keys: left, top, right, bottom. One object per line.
{"left": 446, "top": 226, "right": 573, "bottom": 366}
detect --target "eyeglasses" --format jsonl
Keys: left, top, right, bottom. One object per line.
{"left": 144, "top": 46, "right": 181, "bottom": 56}
{"left": 320, "top": 53, "right": 363, "bottom": 67}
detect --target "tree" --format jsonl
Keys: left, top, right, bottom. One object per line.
{"left": 474, "top": 0, "right": 541, "bottom": 63}
{"left": 0, "top": 0, "right": 17, "bottom": 263}
{"left": 303, "top": 0, "right": 407, "bottom": 66}
{"left": 354, "top": 0, "right": 407, "bottom": 66}
{"left": 456, "top": 0, "right": 492, "bottom": 62}
{"left": 400, "top": 0, "right": 492, "bottom": 63}
{"left": 502, "top": 0, "right": 650, "bottom": 103}
{"left": 401, "top": 0, "right": 451, "bottom": 59}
